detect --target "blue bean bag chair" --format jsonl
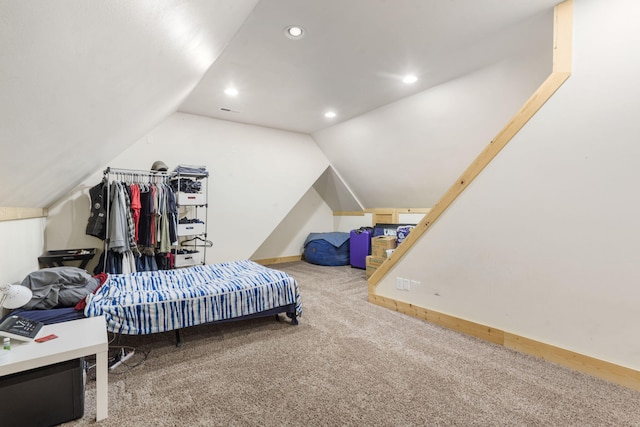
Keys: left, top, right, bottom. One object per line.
{"left": 303, "top": 232, "right": 350, "bottom": 266}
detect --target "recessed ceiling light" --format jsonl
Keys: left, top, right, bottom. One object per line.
{"left": 324, "top": 111, "right": 336, "bottom": 119}
{"left": 284, "top": 25, "right": 305, "bottom": 40}
{"left": 403, "top": 74, "right": 418, "bottom": 84}
{"left": 224, "top": 87, "right": 238, "bottom": 97}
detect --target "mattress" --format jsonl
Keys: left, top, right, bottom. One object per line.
{"left": 84, "top": 260, "right": 302, "bottom": 335}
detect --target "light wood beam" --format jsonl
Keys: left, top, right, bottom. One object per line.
{"left": 333, "top": 211, "right": 365, "bottom": 216}
{"left": 0, "top": 207, "right": 48, "bottom": 221}
{"left": 253, "top": 255, "right": 302, "bottom": 265}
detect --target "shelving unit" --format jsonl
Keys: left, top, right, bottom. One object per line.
{"left": 171, "top": 167, "right": 209, "bottom": 268}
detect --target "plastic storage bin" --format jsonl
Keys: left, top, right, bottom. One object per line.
{"left": 0, "top": 358, "right": 85, "bottom": 426}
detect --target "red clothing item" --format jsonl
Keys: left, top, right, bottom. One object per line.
{"left": 74, "top": 273, "right": 109, "bottom": 311}
{"left": 130, "top": 184, "right": 141, "bottom": 242}
{"left": 150, "top": 185, "right": 156, "bottom": 245}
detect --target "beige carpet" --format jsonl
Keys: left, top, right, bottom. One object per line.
{"left": 65, "top": 261, "right": 640, "bottom": 426}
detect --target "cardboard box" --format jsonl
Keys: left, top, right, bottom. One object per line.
{"left": 371, "top": 236, "right": 397, "bottom": 257}
{"left": 365, "top": 255, "right": 386, "bottom": 279}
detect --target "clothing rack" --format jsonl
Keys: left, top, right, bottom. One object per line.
{"left": 103, "top": 167, "right": 172, "bottom": 183}
{"left": 101, "top": 166, "right": 178, "bottom": 273}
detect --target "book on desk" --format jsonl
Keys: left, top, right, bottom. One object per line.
{"left": 0, "top": 315, "right": 44, "bottom": 341}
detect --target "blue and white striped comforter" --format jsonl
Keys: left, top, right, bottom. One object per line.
{"left": 84, "top": 260, "right": 302, "bottom": 334}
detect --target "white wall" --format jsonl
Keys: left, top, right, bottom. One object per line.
{"left": 313, "top": 20, "right": 552, "bottom": 209}
{"left": 398, "top": 213, "right": 426, "bottom": 225}
{"left": 46, "top": 112, "right": 332, "bottom": 265}
{"left": 378, "top": 0, "right": 640, "bottom": 370}
{"left": 0, "top": 218, "right": 45, "bottom": 284}
{"left": 333, "top": 214, "right": 373, "bottom": 234}
{"left": 251, "top": 187, "right": 334, "bottom": 260}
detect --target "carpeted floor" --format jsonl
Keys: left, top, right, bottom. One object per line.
{"left": 65, "top": 261, "right": 640, "bottom": 426}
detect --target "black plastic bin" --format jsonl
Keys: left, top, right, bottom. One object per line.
{"left": 0, "top": 358, "right": 85, "bottom": 426}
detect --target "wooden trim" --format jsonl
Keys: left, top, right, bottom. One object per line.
{"left": 369, "top": 293, "right": 640, "bottom": 391}
{"left": 368, "top": 0, "right": 573, "bottom": 286}
{"left": 368, "top": 208, "right": 399, "bottom": 225}
{"left": 0, "top": 207, "right": 48, "bottom": 221}
{"left": 395, "top": 208, "right": 431, "bottom": 215}
{"left": 504, "top": 333, "right": 640, "bottom": 391}
{"left": 252, "top": 255, "right": 302, "bottom": 265}
{"left": 333, "top": 211, "right": 365, "bottom": 216}
{"left": 362, "top": 208, "right": 431, "bottom": 217}
{"left": 368, "top": 208, "right": 397, "bottom": 215}
{"left": 368, "top": 294, "right": 504, "bottom": 345}
{"left": 553, "top": 0, "right": 573, "bottom": 73}
{"left": 365, "top": 208, "right": 429, "bottom": 213}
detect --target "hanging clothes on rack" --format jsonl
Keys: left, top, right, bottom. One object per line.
{"left": 108, "top": 181, "right": 130, "bottom": 253}
{"left": 130, "top": 183, "right": 141, "bottom": 242}
{"left": 86, "top": 167, "right": 178, "bottom": 274}
{"left": 138, "top": 183, "right": 153, "bottom": 248}
{"left": 86, "top": 178, "right": 108, "bottom": 240}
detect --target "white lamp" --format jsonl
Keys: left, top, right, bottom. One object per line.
{"left": 0, "top": 283, "right": 32, "bottom": 309}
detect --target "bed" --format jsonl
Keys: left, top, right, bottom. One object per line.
{"left": 10, "top": 260, "right": 301, "bottom": 344}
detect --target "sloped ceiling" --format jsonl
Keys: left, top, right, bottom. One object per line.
{"left": 0, "top": 0, "right": 258, "bottom": 208}
{"left": 0, "top": 0, "right": 559, "bottom": 209}
{"left": 313, "top": 166, "right": 363, "bottom": 212}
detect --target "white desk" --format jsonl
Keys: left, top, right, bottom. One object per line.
{"left": 0, "top": 316, "right": 109, "bottom": 421}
